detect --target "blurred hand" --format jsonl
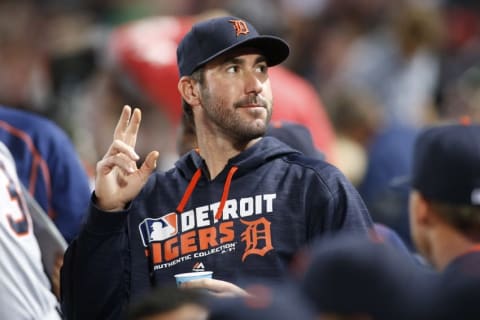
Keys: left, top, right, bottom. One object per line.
{"left": 180, "top": 278, "right": 249, "bottom": 298}
{"left": 94, "top": 105, "right": 159, "bottom": 211}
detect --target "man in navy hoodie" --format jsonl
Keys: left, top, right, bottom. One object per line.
{"left": 61, "top": 16, "right": 373, "bottom": 319}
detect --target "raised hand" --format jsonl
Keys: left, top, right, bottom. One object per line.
{"left": 94, "top": 105, "right": 159, "bottom": 211}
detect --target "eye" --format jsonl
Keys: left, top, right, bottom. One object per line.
{"left": 256, "top": 64, "right": 268, "bottom": 73}
{"left": 226, "top": 65, "right": 239, "bottom": 73}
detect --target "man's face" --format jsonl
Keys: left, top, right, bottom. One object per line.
{"left": 197, "top": 48, "right": 273, "bottom": 142}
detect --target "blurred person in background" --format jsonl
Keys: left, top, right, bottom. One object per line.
{"left": 0, "top": 141, "right": 62, "bottom": 320}
{"left": 306, "top": 1, "right": 445, "bottom": 248}
{"left": 323, "top": 85, "right": 383, "bottom": 186}
{"left": 305, "top": 0, "right": 443, "bottom": 128}
{"left": 127, "top": 286, "right": 209, "bottom": 320}
{"left": 0, "top": 105, "right": 91, "bottom": 244}
{"left": 408, "top": 122, "right": 480, "bottom": 319}
{"left": 0, "top": 104, "right": 92, "bottom": 300}
{"left": 321, "top": 84, "right": 419, "bottom": 248}
{"left": 0, "top": 0, "right": 50, "bottom": 113}
{"left": 434, "top": 0, "right": 480, "bottom": 122}
{"left": 300, "top": 233, "right": 435, "bottom": 320}
{"left": 357, "top": 124, "right": 419, "bottom": 249}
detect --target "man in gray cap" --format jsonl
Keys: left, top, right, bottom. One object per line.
{"left": 61, "top": 16, "right": 372, "bottom": 319}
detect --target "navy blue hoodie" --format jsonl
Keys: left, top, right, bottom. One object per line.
{"left": 61, "top": 137, "right": 372, "bottom": 319}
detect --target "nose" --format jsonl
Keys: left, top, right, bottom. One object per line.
{"left": 244, "top": 71, "right": 263, "bottom": 95}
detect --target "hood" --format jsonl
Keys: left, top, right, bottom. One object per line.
{"left": 172, "top": 137, "right": 300, "bottom": 221}
{"left": 175, "top": 136, "right": 301, "bottom": 180}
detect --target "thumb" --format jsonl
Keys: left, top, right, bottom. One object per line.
{"left": 139, "top": 150, "right": 159, "bottom": 176}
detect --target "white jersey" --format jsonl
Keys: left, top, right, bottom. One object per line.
{"left": 0, "top": 143, "right": 61, "bottom": 320}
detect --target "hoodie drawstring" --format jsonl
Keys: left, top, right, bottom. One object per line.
{"left": 215, "top": 166, "right": 238, "bottom": 220}
{"left": 176, "top": 168, "right": 202, "bottom": 213}
{"left": 175, "top": 166, "right": 239, "bottom": 221}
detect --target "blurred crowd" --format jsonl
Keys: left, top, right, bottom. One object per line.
{"left": 1, "top": 0, "right": 480, "bottom": 268}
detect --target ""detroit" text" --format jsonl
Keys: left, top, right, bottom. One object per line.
{"left": 178, "top": 193, "right": 276, "bottom": 232}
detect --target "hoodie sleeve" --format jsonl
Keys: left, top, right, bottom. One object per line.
{"left": 61, "top": 196, "right": 131, "bottom": 320}
{"left": 307, "top": 163, "right": 374, "bottom": 237}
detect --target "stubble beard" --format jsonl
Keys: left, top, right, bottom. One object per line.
{"left": 201, "top": 89, "right": 272, "bottom": 142}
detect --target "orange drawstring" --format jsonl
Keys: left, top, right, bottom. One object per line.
{"left": 176, "top": 168, "right": 202, "bottom": 213}
{"left": 215, "top": 166, "right": 238, "bottom": 220}
{"left": 175, "top": 166, "right": 239, "bottom": 221}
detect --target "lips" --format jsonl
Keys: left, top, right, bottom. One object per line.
{"left": 240, "top": 104, "right": 264, "bottom": 108}
{"left": 234, "top": 95, "right": 267, "bottom": 109}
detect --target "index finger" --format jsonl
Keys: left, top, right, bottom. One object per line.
{"left": 113, "top": 105, "right": 141, "bottom": 147}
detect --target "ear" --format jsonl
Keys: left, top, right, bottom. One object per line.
{"left": 178, "top": 76, "right": 201, "bottom": 107}
{"left": 413, "top": 191, "right": 439, "bottom": 226}
{"left": 410, "top": 191, "right": 433, "bottom": 227}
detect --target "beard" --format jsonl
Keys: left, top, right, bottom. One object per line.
{"left": 200, "top": 87, "right": 272, "bottom": 142}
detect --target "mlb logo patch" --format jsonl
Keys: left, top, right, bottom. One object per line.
{"left": 139, "top": 213, "right": 178, "bottom": 247}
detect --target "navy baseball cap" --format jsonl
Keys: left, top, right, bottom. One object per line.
{"left": 177, "top": 16, "right": 290, "bottom": 77}
{"left": 412, "top": 123, "right": 480, "bottom": 206}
